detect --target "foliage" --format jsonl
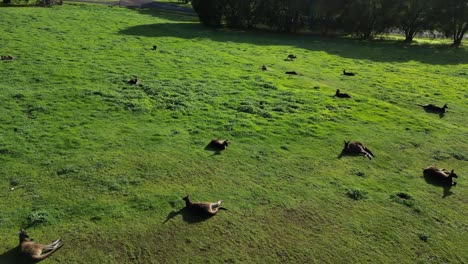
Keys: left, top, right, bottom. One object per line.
{"left": 432, "top": 0, "right": 468, "bottom": 47}
{"left": 191, "top": 0, "right": 224, "bottom": 26}
{"left": 26, "top": 211, "right": 52, "bottom": 227}
{"left": 346, "top": 188, "right": 368, "bottom": 200}
{"left": 191, "top": 0, "right": 466, "bottom": 45}
{"left": 223, "top": 0, "right": 260, "bottom": 28}
{"left": 394, "top": 0, "right": 432, "bottom": 42}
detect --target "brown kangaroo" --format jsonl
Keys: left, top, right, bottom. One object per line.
{"left": 341, "top": 141, "right": 375, "bottom": 160}
{"left": 207, "top": 139, "right": 229, "bottom": 150}
{"left": 18, "top": 229, "right": 63, "bottom": 263}
{"left": 183, "top": 195, "right": 224, "bottom": 216}
{"left": 423, "top": 166, "right": 458, "bottom": 186}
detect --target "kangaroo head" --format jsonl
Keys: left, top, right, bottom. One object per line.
{"left": 343, "top": 140, "right": 350, "bottom": 149}
{"left": 19, "top": 229, "right": 31, "bottom": 243}
{"left": 449, "top": 170, "right": 458, "bottom": 178}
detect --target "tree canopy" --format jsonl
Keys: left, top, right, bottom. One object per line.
{"left": 191, "top": 0, "right": 468, "bottom": 46}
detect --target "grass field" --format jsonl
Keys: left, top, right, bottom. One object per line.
{"left": 0, "top": 3, "right": 467, "bottom": 263}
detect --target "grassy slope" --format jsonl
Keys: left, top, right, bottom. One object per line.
{"left": 0, "top": 3, "right": 467, "bottom": 263}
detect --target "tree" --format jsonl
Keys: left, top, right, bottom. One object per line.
{"left": 434, "top": 0, "right": 468, "bottom": 47}
{"left": 310, "top": 0, "right": 346, "bottom": 36}
{"left": 341, "top": 0, "right": 397, "bottom": 39}
{"left": 223, "top": 0, "right": 261, "bottom": 28}
{"left": 191, "top": 0, "right": 225, "bottom": 27}
{"left": 260, "top": 0, "right": 311, "bottom": 32}
{"left": 395, "top": 0, "right": 432, "bottom": 42}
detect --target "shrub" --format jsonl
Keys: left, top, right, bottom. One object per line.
{"left": 26, "top": 210, "right": 51, "bottom": 227}
{"left": 36, "top": 0, "right": 63, "bottom": 6}
{"left": 390, "top": 192, "right": 415, "bottom": 207}
{"left": 346, "top": 188, "right": 368, "bottom": 200}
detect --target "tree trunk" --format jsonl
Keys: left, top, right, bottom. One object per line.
{"left": 404, "top": 35, "right": 414, "bottom": 42}
{"left": 453, "top": 34, "right": 463, "bottom": 47}
{"left": 404, "top": 29, "right": 415, "bottom": 42}
{"left": 452, "top": 25, "right": 467, "bottom": 47}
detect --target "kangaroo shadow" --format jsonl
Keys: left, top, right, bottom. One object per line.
{"left": 422, "top": 108, "right": 446, "bottom": 118}
{"left": 203, "top": 144, "right": 223, "bottom": 155}
{"left": 423, "top": 175, "right": 454, "bottom": 198}
{"left": 163, "top": 207, "right": 214, "bottom": 224}
{"left": 0, "top": 247, "right": 35, "bottom": 264}
{"left": 337, "top": 150, "right": 363, "bottom": 159}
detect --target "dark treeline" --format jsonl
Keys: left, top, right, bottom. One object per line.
{"left": 191, "top": 0, "right": 468, "bottom": 46}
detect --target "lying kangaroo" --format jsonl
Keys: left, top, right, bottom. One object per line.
{"left": 285, "top": 54, "right": 297, "bottom": 61}
{"left": 127, "top": 77, "right": 140, "bottom": 85}
{"left": 285, "top": 71, "right": 298, "bottom": 75}
{"left": 343, "top": 69, "right": 355, "bottom": 76}
{"left": 341, "top": 141, "right": 375, "bottom": 160}
{"left": 417, "top": 103, "right": 448, "bottom": 114}
{"left": 183, "top": 195, "right": 225, "bottom": 216}
{"left": 207, "top": 139, "right": 229, "bottom": 151}
{"left": 423, "top": 166, "right": 458, "bottom": 187}
{"left": 1, "top": 55, "right": 14, "bottom": 61}
{"left": 334, "top": 89, "right": 351, "bottom": 98}
{"left": 18, "top": 229, "right": 63, "bottom": 263}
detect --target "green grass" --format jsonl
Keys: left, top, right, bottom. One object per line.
{"left": 0, "top": 3, "right": 467, "bottom": 263}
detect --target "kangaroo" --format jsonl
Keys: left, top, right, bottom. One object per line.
{"left": 343, "top": 69, "right": 355, "bottom": 76}
{"left": 285, "top": 71, "right": 298, "bottom": 75}
{"left": 285, "top": 54, "right": 297, "bottom": 61}
{"left": 183, "top": 195, "right": 225, "bottom": 216}
{"left": 1, "top": 55, "right": 14, "bottom": 61}
{"left": 127, "top": 77, "right": 139, "bottom": 85}
{"left": 334, "top": 89, "right": 351, "bottom": 98}
{"left": 423, "top": 166, "right": 458, "bottom": 187}
{"left": 341, "top": 141, "right": 375, "bottom": 160}
{"left": 207, "top": 139, "right": 229, "bottom": 151}
{"left": 417, "top": 103, "right": 448, "bottom": 114}
{"left": 18, "top": 229, "right": 63, "bottom": 263}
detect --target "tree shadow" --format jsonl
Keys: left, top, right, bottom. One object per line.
{"left": 0, "top": 247, "right": 34, "bottom": 264}
{"left": 163, "top": 207, "right": 213, "bottom": 224}
{"left": 423, "top": 175, "right": 454, "bottom": 198}
{"left": 118, "top": 22, "right": 468, "bottom": 65}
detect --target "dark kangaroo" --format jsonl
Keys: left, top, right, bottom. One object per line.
{"left": 334, "top": 89, "right": 351, "bottom": 98}
{"left": 343, "top": 69, "right": 355, "bottom": 76}
{"left": 417, "top": 103, "right": 448, "bottom": 114}
{"left": 341, "top": 141, "right": 375, "bottom": 160}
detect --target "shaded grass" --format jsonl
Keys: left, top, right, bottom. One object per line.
{"left": 0, "top": 3, "right": 467, "bottom": 264}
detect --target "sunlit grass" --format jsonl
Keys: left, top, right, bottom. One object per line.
{"left": 0, "top": 3, "right": 467, "bottom": 263}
